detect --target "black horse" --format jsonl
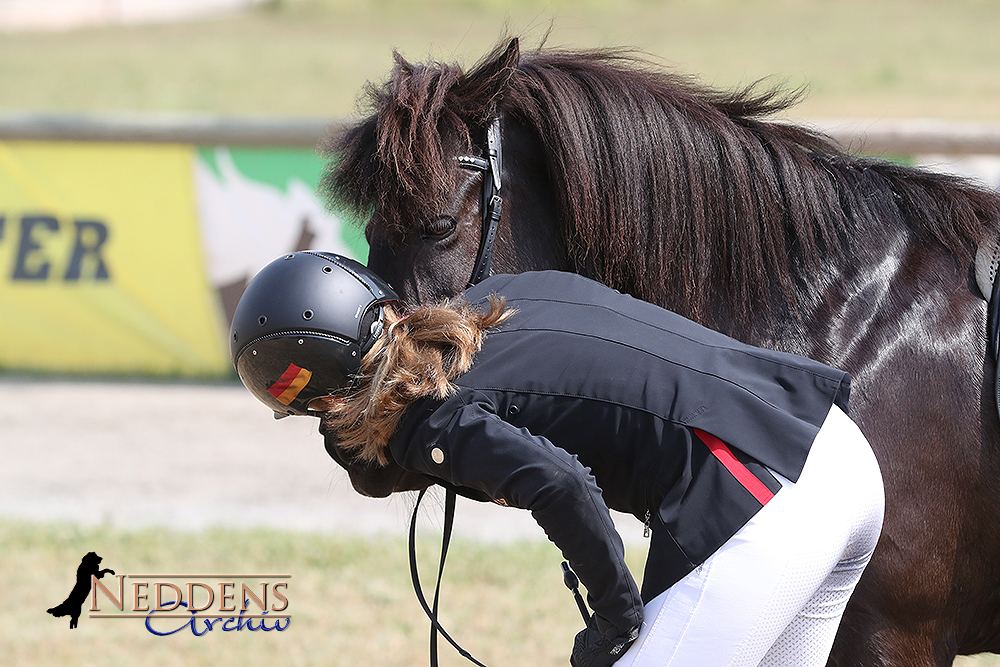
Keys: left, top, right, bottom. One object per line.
{"left": 322, "top": 38, "right": 1000, "bottom": 666}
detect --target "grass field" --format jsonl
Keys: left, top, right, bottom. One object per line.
{"left": 0, "top": 0, "right": 998, "bottom": 122}
{"left": 1, "top": 519, "right": 650, "bottom": 667}
{"left": 5, "top": 518, "right": 998, "bottom": 666}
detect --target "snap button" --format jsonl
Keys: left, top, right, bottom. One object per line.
{"left": 507, "top": 405, "right": 519, "bottom": 416}
{"left": 430, "top": 446, "right": 445, "bottom": 465}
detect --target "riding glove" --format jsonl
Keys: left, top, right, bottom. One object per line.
{"left": 570, "top": 615, "right": 640, "bottom": 667}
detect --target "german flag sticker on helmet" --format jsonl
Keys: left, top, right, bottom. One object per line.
{"left": 268, "top": 362, "right": 313, "bottom": 405}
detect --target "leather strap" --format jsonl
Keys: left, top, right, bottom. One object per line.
{"left": 459, "top": 116, "right": 503, "bottom": 288}
{"left": 408, "top": 488, "right": 487, "bottom": 666}
{"left": 990, "top": 268, "right": 1000, "bottom": 421}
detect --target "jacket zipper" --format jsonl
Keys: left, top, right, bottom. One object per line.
{"left": 643, "top": 509, "right": 651, "bottom": 538}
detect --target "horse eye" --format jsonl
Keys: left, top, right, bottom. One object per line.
{"left": 420, "top": 217, "right": 457, "bottom": 241}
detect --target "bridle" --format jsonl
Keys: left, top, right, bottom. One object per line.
{"left": 457, "top": 116, "right": 503, "bottom": 289}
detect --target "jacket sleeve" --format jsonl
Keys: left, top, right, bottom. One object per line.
{"left": 389, "top": 392, "right": 643, "bottom": 637}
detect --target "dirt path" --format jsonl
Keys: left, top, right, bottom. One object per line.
{"left": 0, "top": 378, "right": 643, "bottom": 543}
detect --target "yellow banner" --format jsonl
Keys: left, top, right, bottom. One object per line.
{"left": 0, "top": 141, "right": 228, "bottom": 375}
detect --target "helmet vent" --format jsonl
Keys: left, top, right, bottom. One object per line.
{"left": 303, "top": 310, "right": 314, "bottom": 320}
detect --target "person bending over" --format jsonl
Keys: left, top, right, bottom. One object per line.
{"left": 231, "top": 251, "right": 884, "bottom": 667}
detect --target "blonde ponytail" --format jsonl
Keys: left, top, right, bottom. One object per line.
{"left": 320, "top": 295, "right": 512, "bottom": 464}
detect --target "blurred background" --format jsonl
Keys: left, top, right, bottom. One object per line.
{"left": 1, "top": 1, "right": 999, "bottom": 665}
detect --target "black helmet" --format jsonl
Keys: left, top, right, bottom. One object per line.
{"left": 231, "top": 251, "right": 398, "bottom": 418}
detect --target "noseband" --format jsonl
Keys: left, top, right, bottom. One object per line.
{"left": 457, "top": 116, "right": 503, "bottom": 288}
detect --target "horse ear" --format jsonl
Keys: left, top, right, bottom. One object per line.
{"left": 485, "top": 37, "right": 520, "bottom": 94}
{"left": 459, "top": 38, "right": 520, "bottom": 118}
{"left": 494, "top": 38, "right": 520, "bottom": 76}
{"left": 391, "top": 49, "right": 415, "bottom": 76}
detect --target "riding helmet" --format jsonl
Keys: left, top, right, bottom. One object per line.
{"left": 230, "top": 251, "right": 399, "bottom": 418}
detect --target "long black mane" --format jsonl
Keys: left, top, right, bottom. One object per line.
{"left": 323, "top": 39, "right": 1000, "bottom": 325}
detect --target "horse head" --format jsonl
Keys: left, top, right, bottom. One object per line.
{"left": 322, "top": 38, "right": 566, "bottom": 306}
{"left": 321, "top": 37, "right": 856, "bottom": 333}
{"left": 316, "top": 39, "right": 568, "bottom": 497}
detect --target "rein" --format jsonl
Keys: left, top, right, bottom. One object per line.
{"left": 406, "top": 116, "right": 503, "bottom": 667}
{"left": 408, "top": 488, "right": 487, "bottom": 667}
{"left": 407, "top": 118, "right": 592, "bottom": 665}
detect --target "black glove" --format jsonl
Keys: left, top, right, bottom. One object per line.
{"left": 570, "top": 615, "right": 640, "bottom": 667}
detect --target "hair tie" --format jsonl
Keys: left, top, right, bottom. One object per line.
{"left": 388, "top": 313, "right": 411, "bottom": 336}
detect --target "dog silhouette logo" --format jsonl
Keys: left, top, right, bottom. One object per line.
{"left": 47, "top": 552, "right": 116, "bottom": 629}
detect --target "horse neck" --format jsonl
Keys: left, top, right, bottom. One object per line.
{"left": 523, "top": 102, "right": 993, "bottom": 345}
{"left": 494, "top": 119, "right": 571, "bottom": 275}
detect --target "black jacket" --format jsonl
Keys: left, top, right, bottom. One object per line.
{"left": 388, "top": 271, "right": 850, "bottom": 637}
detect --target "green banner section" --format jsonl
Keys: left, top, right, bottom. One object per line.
{"left": 193, "top": 146, "right": 364, "bottom": 331}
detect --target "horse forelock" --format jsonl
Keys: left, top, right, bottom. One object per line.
{"left": 321, "top": 43, "right": 520, "bottom": 243}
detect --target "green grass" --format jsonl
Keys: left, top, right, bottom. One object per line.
{"left": 0, "top": 0, "right": 998, "bottom": 121}
{"left": 1, "top": 519, "right": 649, "bottom": 667}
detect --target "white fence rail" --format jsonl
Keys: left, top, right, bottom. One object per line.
{"left": 1, "top": 113, "right": 999, "bottom": 192}
{"left": 2, "top": 113, "right": 1000, "bottom": 156}
{"left": 0, "top": 112, "right": 339, "bottom": 147}
{"left": 808, "top": 118, "right": 1000, "bottom": 157}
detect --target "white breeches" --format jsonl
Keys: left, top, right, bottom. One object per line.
{"left": 613, "top": 405, "right": 885, "bottom": 667}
